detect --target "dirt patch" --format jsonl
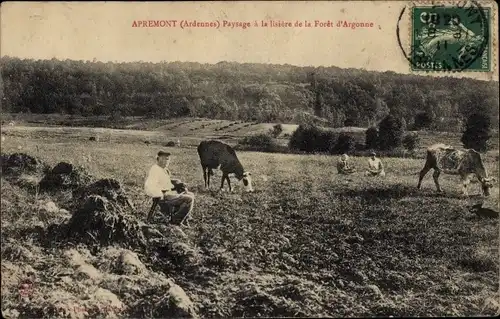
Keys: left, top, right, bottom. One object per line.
{"left": 1, "top": 153, "right": 49, "bottom": 191}
{"left": 1, "top": 153, "right": 49, "bottom": 176}
{"left": 226, "top": 273, "right": 331, "bottom": 317}
{"left": 38, "top": 176, "right": 149, "bottom": 249}
{"left": 72, "top": 178, "right": 135, "bottom": 210}
{"left": 1, "top": 238, "right": 42, "bottom": 263}
{"left": 66, "top": 195, "right": 147, "bottom": 249}
{"left": 122, "top": 275, "right": 199, "bottom": 318}
{"left": 1, "top": 261, "right": 36, "bottom": 289}
{"left": 38, "top": 162, "right": 92, "bottom": 193}
{"left": 96, "top": 247, "right": 148, "bottom": 275}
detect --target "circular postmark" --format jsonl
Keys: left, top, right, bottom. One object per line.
{"left": 396, "top": 0, "right": 490, "bottom": 72}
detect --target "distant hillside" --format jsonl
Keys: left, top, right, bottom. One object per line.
{"left": 1, "top": 57, "right": 498, "bottom": 131}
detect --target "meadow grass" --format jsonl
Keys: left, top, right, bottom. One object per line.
{"left": 1, "top": 125, "right": 499, "bottom": 317}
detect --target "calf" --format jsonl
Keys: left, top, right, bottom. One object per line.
{"left": 197, "top": 140, "right": 253, "bottom": 192}
{"left": 417, "top": 143, "right": 496, "bottom": 196}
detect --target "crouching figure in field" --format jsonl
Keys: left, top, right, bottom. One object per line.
{"left": 144, "top": 150, "right": 195, "bottom": 227}
{"left": 365, "top": 152, "right": 385, "bottom": 177}
{"left": 337, "top": 154, "right": 356, "bottom": 175}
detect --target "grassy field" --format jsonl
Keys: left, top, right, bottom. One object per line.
{"left": 1, "top": 121, "right": 499, "bottom": 318}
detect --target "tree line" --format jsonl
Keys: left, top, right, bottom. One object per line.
{"left": 1, "top": 56, "right": 498, "bottom": 132}
{"left": 240, "top": 111, "right": 494, "bottom": 157}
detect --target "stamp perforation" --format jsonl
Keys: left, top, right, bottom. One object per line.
{"left": 409, "top": 0, "right": 496, "bottom": 5}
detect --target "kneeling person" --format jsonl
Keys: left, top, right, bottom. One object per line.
{"left": 365, "top": 152, "right": 385, "bottom": 177}
{"left": 337, "top": 154, "right": 356, "bottom": 175}
{"left": 144, "top": 151, "right": 195, "bottom": 226}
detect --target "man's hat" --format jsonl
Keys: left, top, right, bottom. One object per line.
{"left": 157, "top": 151, "right": 171, "bottom": 157}
{"left": 370, "top": 151, "right": 376, "bottom": 156}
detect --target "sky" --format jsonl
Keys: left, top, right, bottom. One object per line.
{"left": 1, "top": 1, "right": 498, "bottom": 81}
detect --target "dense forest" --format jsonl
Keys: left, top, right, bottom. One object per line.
{"left": 1, "top": 56, "right": 498, "bottom": 131}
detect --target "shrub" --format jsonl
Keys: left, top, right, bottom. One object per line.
{"left": 239, "top": 133, "right": 278, "bottom": 152}
{"left": 289, "top": 124, "right": 335, "bottom": 153}
{"left": 402, "top": 132, "right": 420, "bottom": 152}
{"left": 413, "top": 112, "right": 433, "bottom": 130}
{"left": 365, "top": 127, "right": 378, "bottom": 150}
{"left": 269, "top": 124, "right": 283, "bottom": 138}
{"left": 108, "top": 111, "right": 124, "bottom": 123}
{"left": 400, "top": 117, "right": 407, "bottom": 131}
{"left": 331, "top": 133, "right": 356, "bottom": 155}
{"left": 289, "top": 125, "right": 314, "bottom": 153}
{"left": 461, "top": 113, "right": 492, "bottom": 152}
{"left": 321, "top": 131, "right": 338, "bottom": 153}
{"left": 165, "top": 141, "right": 176, "bottom": 147}
{"left": 378, "top": 114, "right": 405, "bottom": 150}
{"left": 344, "top": 118, "right": 355, "bottom": 127}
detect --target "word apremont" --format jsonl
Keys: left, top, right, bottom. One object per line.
{"left": 132, "top": 20, "right": 178, "bottom": 28}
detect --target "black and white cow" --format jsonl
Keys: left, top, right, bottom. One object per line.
{"left": 197, "top": 140, "right": 253, "bottom": 192}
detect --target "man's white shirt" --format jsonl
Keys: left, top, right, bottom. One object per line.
{"left": 368, "top": 158, "right": 383, "bottom": 171}
{"left": 144, "top": 164, "right": 176, "bottom": 197}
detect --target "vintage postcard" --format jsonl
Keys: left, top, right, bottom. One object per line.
{"left": 1, "top": 1, "right": 499, "bottom": 318}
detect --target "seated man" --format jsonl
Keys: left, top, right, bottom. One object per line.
{"left": 144, "top": 151, "right": 195, "bottom": 227}
{"left": 365, "top": 152, "right": 386, "bottom": 177}
{"left": 337, "top": 154, "right": 356, "bottom": 175}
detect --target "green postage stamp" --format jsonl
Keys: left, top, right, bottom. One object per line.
{"left": 409, "top": 1, "right": 491, "bottom": 72}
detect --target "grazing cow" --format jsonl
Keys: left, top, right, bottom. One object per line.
{"left": 417, "top": 143, "right": 496, "bottom": 196}
{"left": 197, "top": 140, "right": 253, "bottom": 192}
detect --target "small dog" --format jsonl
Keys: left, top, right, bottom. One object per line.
{"left": 468, "top": 203, "right": 499, "bottom": 219}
